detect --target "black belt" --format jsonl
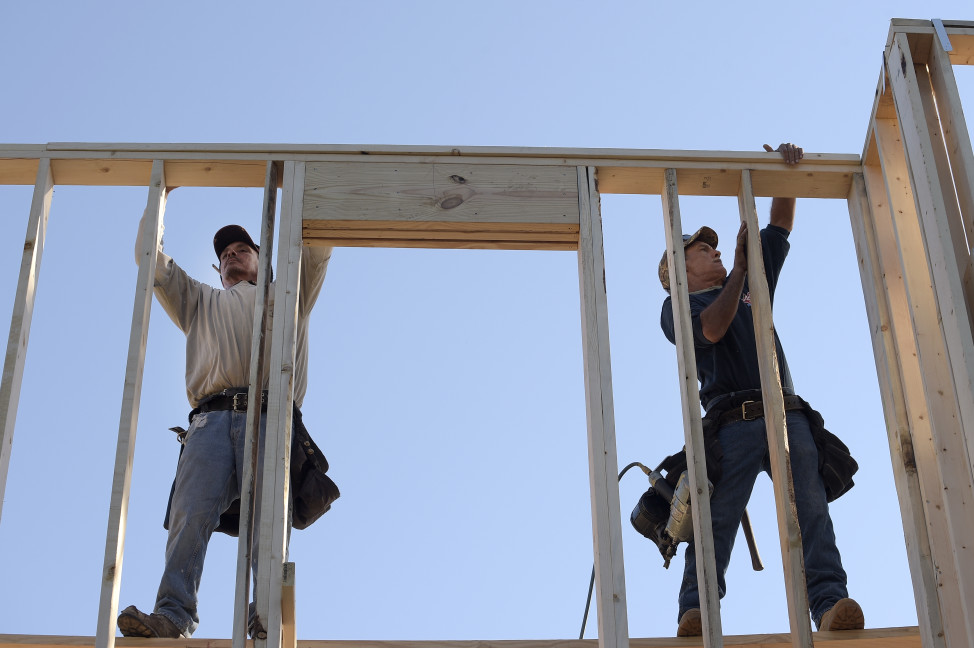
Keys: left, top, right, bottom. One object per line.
{"left": 718, "top": 394, "right": 804, "bottom": 427}
{"left": 198, "top": 389, "right": 268, "bottom": 414}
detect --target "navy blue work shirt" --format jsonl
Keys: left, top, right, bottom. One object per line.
{"left": 660, "top": 224, "right": 794, "bottom": 411}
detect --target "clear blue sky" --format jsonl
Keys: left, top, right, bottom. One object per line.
{"left": 1, "top": 0, "right": 972, "bottom": 640}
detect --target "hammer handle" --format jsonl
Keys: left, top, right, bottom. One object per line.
{"left": 741, "top": 508, "right": 764, "bottom": 571}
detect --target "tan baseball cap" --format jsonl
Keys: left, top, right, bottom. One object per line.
{"left": 658, "top": 226, "right": 718, "bottom": 292}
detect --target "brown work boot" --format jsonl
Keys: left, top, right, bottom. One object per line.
{"left": 249, "top": 616, "right": 267, "bottom": 640}
{"left": 677, "top": 608, "right": 702, "bottom": 636}
{"left": 248, "top": 602, "right": 268, "bottom": 640}
{"left": 117, "top": 605, "right": 185, "bottom": 638}
{"left": 819, "top": 598, "right": 864, "bottom": 631}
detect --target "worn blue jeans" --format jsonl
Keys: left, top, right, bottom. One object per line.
{"left": 677, "top": 410, "right": 848, "bottom": 628}
{"left": 154, "top": 408, "right": 290, "bottom": 636}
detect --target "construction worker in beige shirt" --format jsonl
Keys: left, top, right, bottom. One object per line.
{"left": 118, "top": 197, "right": 336, "bottom": 639}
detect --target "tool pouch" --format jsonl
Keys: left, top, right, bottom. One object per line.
{"left": 798, "top": 398, "right": 858, "bottom": 502}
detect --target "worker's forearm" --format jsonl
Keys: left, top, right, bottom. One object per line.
{"left": 135, "top": 207, "right": 168, "bottom": 266}
{"left": 699, "top": 267, "right": 745, "bottom": 343}
{"left": 769, "top": 197, "right": 795, "bottom": 232}
{"left": 298, "top": 244, "right": 332, "bottom": 316}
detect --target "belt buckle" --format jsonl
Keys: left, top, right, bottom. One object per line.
{"left": 740, "top": 400, "right": 758, "bottom": 421}
{"left": 232, "top": 391, "right": 248, "bottom": 412}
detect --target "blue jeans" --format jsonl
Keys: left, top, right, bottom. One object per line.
{"left": 678, "top": 410, "right": 848, "bottom": 628}
{"left": 154, "top": 409, "right": 290, "bottom": 636}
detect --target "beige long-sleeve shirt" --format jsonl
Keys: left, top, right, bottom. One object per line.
{"left": 137, "top": 212, "right": 331, "bottom": 408}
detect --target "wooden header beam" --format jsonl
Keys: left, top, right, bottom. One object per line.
{"left": 302, "top": 162, "right": 581, "bottom": 251}
{"left": 0, "top": 144, "right": 860, "bottom": 198}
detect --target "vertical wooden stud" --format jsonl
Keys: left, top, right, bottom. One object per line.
{"left": 848, "top": 168, "right": 946, "bottom": 647}
{"left": 926, "top": 34, "right": 974, "bottom": 347}
{"left": 95, "top": 160, "right": 166, "bottom": 648}
{"left": 738, "top": 170, "right": 812, "bottom": 648}
{"left": 874, "top": 116, "right": 974, "bottom": 647}
{"left": 660, "top": 168, "right": 723, "bottom": 647}
{"left": 913, "top": 64, "right": 974, "bottom": 331}
{"left": 888, "top": 33, "right": 974, "bottom": 471}
{"left": 868, "top": 125, "right": 962, "bottom": 646}
{"left": 576, "top": 166, "right": 629, "bottom": 648}
{"left": 282, "top": 562, "right": 296, "bottom": 648}
{"left": 255, "top": 160, "right": 305, "bottom": 648}
{"left": 233, "top": 161, "right": 280, "bottom": 648}
{"left": 925, "top": 34, "right": 974, "bottom": 247}
{"left": 0, "top": 158, "right": 53, "bottom": 525}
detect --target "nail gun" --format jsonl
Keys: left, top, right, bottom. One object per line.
{"left": 631, "top": 461, "right": 763, "bottom": 571}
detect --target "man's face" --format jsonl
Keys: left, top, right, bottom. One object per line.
{"left": 683, "top": 241, "right": 726, "bottom": 291}
{"left": 219, "top": 241, "right": 259, "bottom": 289}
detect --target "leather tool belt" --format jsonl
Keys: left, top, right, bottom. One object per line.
{"left": 197, "top": 388, "right": 268, "bottom": 414}
{"left": 169, "top": 388, "right": 341, "bottom": 535}
{"left": 717, "top": 393, "right": 805, "bottom": 427}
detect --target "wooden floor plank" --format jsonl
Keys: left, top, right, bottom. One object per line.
{"left": 0, "top": 627, "right": 922, "bottom": 648}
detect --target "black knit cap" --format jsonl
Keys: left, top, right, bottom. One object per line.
{"left": 213, "top": 224, "right": 259, "bottom": 260}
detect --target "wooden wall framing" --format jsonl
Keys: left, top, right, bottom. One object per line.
{"left": 853, "top": 19, "right": 974, "bottom": 648}
{"left": 0, "top": 17, "right": 973, "bottom": 648}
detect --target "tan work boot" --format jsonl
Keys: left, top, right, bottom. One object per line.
{"left": 677, "top": 608, "right": 702, "bottom": 636}
{"left": 819, "top": 598, "right": 864, "bottom": 631}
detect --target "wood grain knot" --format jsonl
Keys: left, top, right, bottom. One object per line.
{"left": 439, "top": 195, "right": 464, "bottom": 210}
{"left": 449, "top": 175, "right": 467, "bottom": 184}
